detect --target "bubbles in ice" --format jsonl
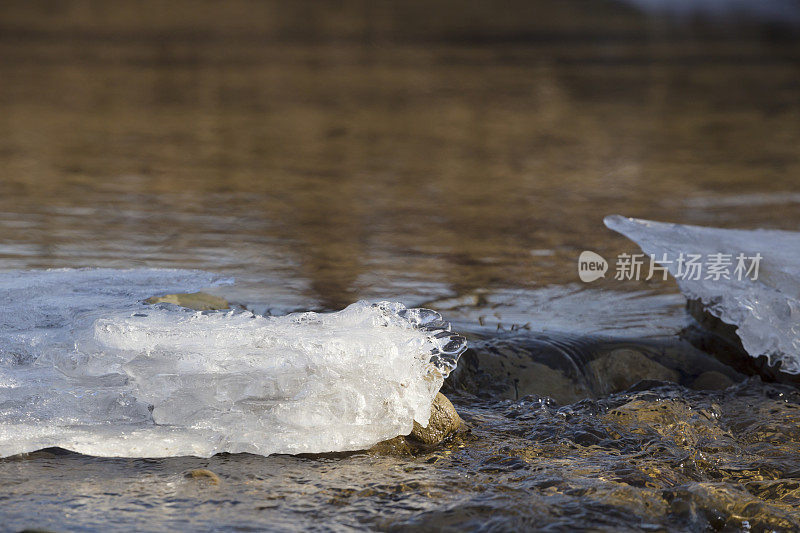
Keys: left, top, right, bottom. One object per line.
{"left": 0, "top": 269, "right": 466, "bottom": 458}
{"left": 605, "top": 215, "right": 800, "bottom": 373}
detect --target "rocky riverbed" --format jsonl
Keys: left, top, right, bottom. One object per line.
{"left": 4, "top": 287, "right": 800, "bottom": 531}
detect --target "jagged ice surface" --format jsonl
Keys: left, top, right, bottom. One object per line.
{"left": 0, "top": 269, "right": 466, "bottom": 457}
{"left": 605, "top": 215, "right": 800, "bottom": 373}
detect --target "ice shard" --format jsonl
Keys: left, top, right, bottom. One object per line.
{"left": 605, "top": 215, "right": 800, "bottom": 373}
{"left": 0, "top": 269, "right": 466, "bottom": 457}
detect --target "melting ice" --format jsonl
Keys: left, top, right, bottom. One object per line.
{"left": 0, "top": 269, "right": 466, "bottom": 458}
{"left": 606, "top": 215, "right": 800, "bottom": 373}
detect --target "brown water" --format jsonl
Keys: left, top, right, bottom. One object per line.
{"left": 2, "top": 1, "right": 800, "bottom": 531}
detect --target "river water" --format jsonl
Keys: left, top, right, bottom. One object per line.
{"left": 1, "top": 1, "right": 800, "bottom": 531}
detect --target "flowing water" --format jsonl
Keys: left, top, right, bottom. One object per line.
{"left": 2, "top": 1, "right": 800, "bottom": 530}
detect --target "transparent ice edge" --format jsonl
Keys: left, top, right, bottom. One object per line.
{"left": 605, "top": 215, "right": 800, "bottom": 374}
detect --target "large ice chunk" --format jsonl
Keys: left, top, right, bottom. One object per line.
{"left": 605, "top": 215, "right": 800, "bottom": 373}
{"left": 0, "top": 269, "right": 466, "bottom": 457}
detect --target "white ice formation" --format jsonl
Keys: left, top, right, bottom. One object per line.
{"left": 606, "top": 215, "right": 800, "bottom": 373}
{"left": 0, "top": 269, "right": 466, "bottom": 457}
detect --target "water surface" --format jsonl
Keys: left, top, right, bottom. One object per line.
{"left": 1, "top": 1, "right": 800, "bottom": 530}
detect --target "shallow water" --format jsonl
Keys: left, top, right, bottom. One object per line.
{"left": 2, "top": 0, "right": 800, "bottom": 531}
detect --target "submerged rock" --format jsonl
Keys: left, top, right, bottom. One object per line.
{"left": 145, "top": 292, "right": 230, "bottom": 311}
{"left": 445, "top": 331, "right": 744, "bottom": 404}
{"left": 444, "top": 333, "right": 595, "bottom": 403}
{"left": 691, "top": 370, "right": 735, "bottom": 391}
{"left": 589, "top": 348, "right": 679, "bottom": 393}
{"left": 605, "top": 396, "right": 727, "bottom": 448}
{"left": 369, "top": 435, "right": 415, "bottom": 455}
{"left": 184, "top": 468, "right": 221, "bottom": 485}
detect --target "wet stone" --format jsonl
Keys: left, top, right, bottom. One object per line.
{"left": 590, "top": 348, "right": 680, "bottom": 394}
{"left": 184, "top": 469, "right": 221, "bottom": 485}
{"left": 691, "top": 371, "right": 735, "bottom": 391}
{"left": 145, "top": 292, "right": 230, "bottom": 311}
{"left": 370, "top": 393, "right": 463, "bottom": 453}
{"left": 408, "top": 393, "right": 463, "bottom": 446}
{"left": 368, "top": 435, "right": 414, "bottom": 455}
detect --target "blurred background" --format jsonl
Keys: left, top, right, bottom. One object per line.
{"left": 1, "top": 0, "right": 799, "bottom": 312}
